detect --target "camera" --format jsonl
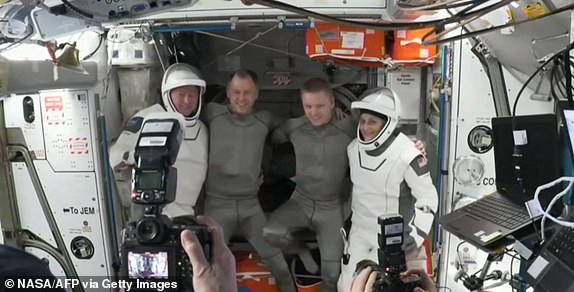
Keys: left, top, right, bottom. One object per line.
{"left": 356, "top": 214, "right": 422, "bottom": 292}
{"left": 121, "top": 112, "right": 212, "bottom": 291}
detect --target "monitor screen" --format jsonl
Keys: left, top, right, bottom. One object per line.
{"left": 491, "top": 114, "right": 560, "bottom": 206}
{"left": 127, "top": 251, "right": 169, "bottom": 279}
{"left": 136, "top": 172, "right": 164, "bottom": 190}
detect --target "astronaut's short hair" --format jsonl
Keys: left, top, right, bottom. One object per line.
{"left": 229, "top": 69, "right": 259, "bottom": 88}
{"left": 301, "top": 77, "right": 334, "bottom": 105}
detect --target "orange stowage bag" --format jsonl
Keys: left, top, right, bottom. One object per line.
{"left": 235, "top": 251, "right": 279, "bottom": 292}
{"left": 391, "top": 28, "right": 437, "bottom": 65}
{"left": 305, "top": 22, "right": 387, "bottom": 67}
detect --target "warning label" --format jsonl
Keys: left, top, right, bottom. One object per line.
{"left": 69, "top": 137, "right": 89, "bottom": 155}
{"left": 44, "top": 96, "right": 65, "bottom": 126}
{"left": 44, "top": 96, "right": 63, "bottom": 111}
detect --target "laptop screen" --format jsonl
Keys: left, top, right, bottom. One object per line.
{"left": 491, "top": 114, "right": 560, "bottom": 205}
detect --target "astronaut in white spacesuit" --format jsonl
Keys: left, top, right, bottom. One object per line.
{"left": 337, "top": 88, "right": 438, "bottom": 292}
{"left": 109, "top": 63, "right": 208, "bottom": 218}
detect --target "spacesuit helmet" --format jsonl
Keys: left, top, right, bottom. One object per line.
{"left": 161, "top": 63, "right": 206, "bottom": 126}
{"left": 351, "top": 87, "right": 401, "bottom": 151}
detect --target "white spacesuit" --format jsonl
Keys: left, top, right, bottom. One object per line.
{"left": 337, "top": 88, "right": 438, "bottom": 292}
{"left": 109, "top": 63, "right": 208, "bottom": 218}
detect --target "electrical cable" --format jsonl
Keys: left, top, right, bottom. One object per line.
{"left": 456, "top": 240, "right": 466, "bottom": 254}
{"left": 107, "top": 24, "right": 145, "bottom": 44}
{"left": 434, "top": 0, "right": 507, "bottom": 40}
{"left": 509, "top": 252, "right": 519, "bottom": 292}
{"left": 396, "top": 0, "right": 484, "bottom": 11}
{"left": 471, "top": 268, "right": 483, "bottom": 276}
{"left": 196, "top": 30, "right": 311, "bottom": 62}
{"left": 422, "top": 2, "right": 574, "bottom": 45}
{"left": 247, "top": 0, "right": 514, "bottom": 30}
{"left": 411, "top": 0, "right": 508, "bottom": 43}
{"left": 564, "top": 48, "right": 573, "bottom": 107}
{"left": 531, "top": 177, "right": 574, "bottom": 242}
{"left": 530, "top": 210, "right": 542, "bottom": 242}
{"left": 557, "top": 69, "right": 574, "bottom": 95}
{"left": 506, "top": 252, "right": 529, "bottom": 292}
{"left": 540, "top": 180, "right": 573, "bottom": 241}
{"left": 506, "top": 43, "right": 574, "bottom": 199}
{"left": 512, "top": 41, "right": 574, "bottom": 117}
{"left": 451, "top": 0, "right": 489, "bottom": 16}
{"left": 424, "top": 9, "right": 488, "bottom": 46}
{"left": 58, "top": 0, "right": 94, "bottom": 19}
{"left": 551, "top": 62, "right": 563, "bottom": 100}
{"left": 224, "top": 23, "right": 278, "bottom": 56}
{"left": 0, "top": 29, "right": 33, "bottom": 53}
{"left": 549, "top": 57, "right": 574, "bottom": 101}
{"left": 82, "top": 32, "right": 105, "bottom": 61}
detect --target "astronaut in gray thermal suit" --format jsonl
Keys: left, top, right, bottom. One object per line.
{"left": 201, "top": 69, "right": 296, "bottom": 292}
{"left": 263, "top": 78, "right": 355, "bottom": 292}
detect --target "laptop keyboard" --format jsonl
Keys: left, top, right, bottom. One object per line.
{"left": 547, "top": 227, "right": 574, "bottom": 270}
{"left": 464, "top": 195, "right": 531, "bottom": 229}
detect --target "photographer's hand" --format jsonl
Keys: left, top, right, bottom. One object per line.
{"left": 349, "top": 267, "right": 381, "bottom": 292}
{"left": 181, "top": 216, "right": 237, "bottom": 292}
{"left": 405, "top": 269, "right": 436, "bottom": 292}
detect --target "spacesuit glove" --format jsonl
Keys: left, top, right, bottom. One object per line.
{"left": 113, "top": 161, "right": 133, "bottom": 172}
{"left": 113, "top": 151, "right": 135, "bottom": 172}
{"left": 181, "top": 216, "right": 237, "bottom": 292}
{"left": 412, "top": 138, "right": 427, "bottom": 157}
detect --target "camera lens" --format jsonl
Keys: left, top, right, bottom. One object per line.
{"left": 136, "top": 218, "right": 160, "bottom": 242}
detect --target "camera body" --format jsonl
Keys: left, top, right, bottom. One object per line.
{"left": 357, "top": 214, "right": 422, "bottom": 292}
{"left": 120, "top": 113, "right": 212, "bottom": 291}
{"left": 122, "top": 217, "right": 211, "bottom": 289}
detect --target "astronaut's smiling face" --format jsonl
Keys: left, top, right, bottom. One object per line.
{"left": 170, "top": 85, "right": 200, "bottom": 117}
{"left": 301, "top": 91, "right": 334, "bottom": 127}
{"left": 359, "top": 112, "right": 387, "bottom": 142}
{"left": 227, "top": 75, "right": 258, "bottom": 115}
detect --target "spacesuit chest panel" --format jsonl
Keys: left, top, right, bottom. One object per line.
{"left": 183, "top": 124, "right": 201, "bottom": 141}
{"left": 176, "top": 124, "right": 207, "bottom": 170}
{"left": 349, "top": 134, "right": 418, "bottom": 221}
{"left": 171, "top": 121, "right": 208, "bottom": 198}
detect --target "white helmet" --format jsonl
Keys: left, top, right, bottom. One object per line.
{"left": 351, "top": 87, "right": 401, "bottom": 151}
{"left": 161, "top": 63, "right": 206, "bottom": 127}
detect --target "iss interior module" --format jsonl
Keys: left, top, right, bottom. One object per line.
{"left": 0, "top": 0, "right": 574, "bottom": 292}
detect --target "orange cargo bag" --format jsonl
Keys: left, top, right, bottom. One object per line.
{"left": 306, "top": 22, "right": 387, "bottom": 67}
{"left": 391, "top": 28, "right": 437, "bottom": 65}
{"left": 236, "top": 251, "right": 280, "bottom": 292}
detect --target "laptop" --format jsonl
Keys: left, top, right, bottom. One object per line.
{"left": 524, "top": 226, "right": 574, "bottom": 292}
{"left": 439, "top": 114, "right": 561, "bottom": 250}
{"left": 522, "top": 105, "right": 574, "bottom": 291}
